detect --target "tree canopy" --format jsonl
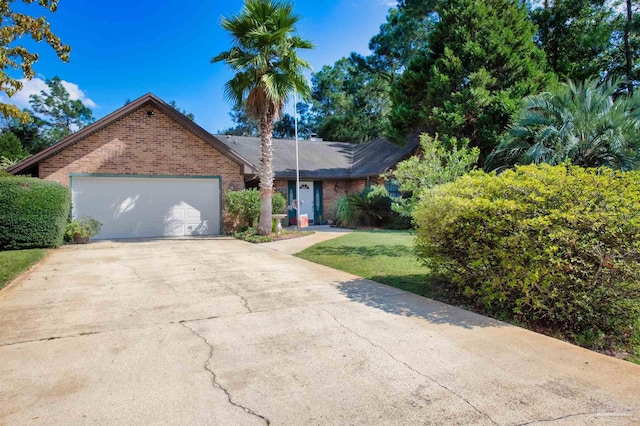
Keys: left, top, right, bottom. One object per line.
{"left": 0, "top": 0, "right": 70, "bottom": 122}
{"left": 216, "top": 0, "right": 640, "bottom": 172}
{"left": 389, "top": 0, "right": 553, "bottom": 158}
{"left": 29, "top": 76, "right": 94, "bottom": 145}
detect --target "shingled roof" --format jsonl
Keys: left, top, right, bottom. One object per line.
{"left": 215, "top": 135, "right": 418, "bottom": 179}
{"left": 6, "top": 92, "right": 418, "bottom": 179}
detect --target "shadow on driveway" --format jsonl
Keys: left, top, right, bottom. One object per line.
{"left": 336, "top": 278, "right": 505, "bottom": 330}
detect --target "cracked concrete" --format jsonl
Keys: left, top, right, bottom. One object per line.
{"left": 320, "top": 307, "right": 499, "bottom": 426}
{"left": 180, "top": 321, "right": 270, "bottom": 425}
{"left": 1, "top": 237, "right": 640, "bottom": 425}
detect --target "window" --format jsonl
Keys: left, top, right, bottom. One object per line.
{"left": 385, "top": 179, "right": 400, "bottom": 198}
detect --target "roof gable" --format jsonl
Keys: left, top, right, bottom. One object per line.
{"left": 8, "top": 93, "right": 254, "bottom": 175}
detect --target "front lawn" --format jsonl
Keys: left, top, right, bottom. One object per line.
{"left": 0, "top": 249, "right": 48, "bottom": 290}
{"left": 297, "top": 230, "right": 442, "bottom": 297}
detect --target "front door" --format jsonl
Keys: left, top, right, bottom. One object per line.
{"left": 299, "top": 181, "right": 315, "bottom": 222}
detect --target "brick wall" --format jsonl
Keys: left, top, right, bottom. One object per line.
{"left": 40, "top": 105, "right": 245, "bottom": 192}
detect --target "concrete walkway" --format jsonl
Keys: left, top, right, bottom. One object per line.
{"left": 260, "top": 225, "right": 352, "bottom": 254}
{"left": 1, "top": 238, "right": 639, "bottom": 425}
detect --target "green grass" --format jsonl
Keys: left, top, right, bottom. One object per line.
{"left": 0, "top": 249, "right": 48, "bottom": 290}
{"left": 297, "top": 230, "right": 441, "bottom": 297}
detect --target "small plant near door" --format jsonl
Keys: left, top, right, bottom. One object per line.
{"left": 65, "top": 216, "right": 102, "bottom": 244}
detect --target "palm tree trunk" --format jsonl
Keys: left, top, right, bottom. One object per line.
{"left": 257, "top": 112, "right": 276, "bottom": 235}
{"left": 624, "top": 0, "right": 634, "bottom": 95}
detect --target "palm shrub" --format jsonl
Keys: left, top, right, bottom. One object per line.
{"left": 414, "top": 164, "right": 640, "bottom": 353}
{"left": 334, "top": 188, "right": 392, "bottom": 228}
{"left": 348, "top": 188, "right": 392, "bottom": 227}
{"left": 486, "top": 79, "right": 640, "bottom": 171}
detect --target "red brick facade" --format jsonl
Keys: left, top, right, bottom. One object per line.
{"left": 40, "top": 105, "right": 245, "bottom": 193}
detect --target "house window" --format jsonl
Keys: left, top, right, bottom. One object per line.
{"left": 385, "top": 179, "right": 400, "bottom": 198}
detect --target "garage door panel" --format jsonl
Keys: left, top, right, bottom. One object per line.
{"left": 72, "top": 176, "right": 220, "bottom": 239}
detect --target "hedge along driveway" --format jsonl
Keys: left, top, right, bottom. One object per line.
{"left": 1, "top": 238, "right": 639, "bottom": 424}
{"left": 0, "top": 177, "right": 71, "bottom": 250}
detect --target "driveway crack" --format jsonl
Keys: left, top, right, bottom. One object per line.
{"left": 117, "top": 262, "right": 179, "bottom": 293}
{"left": 515, "top": 408, "right": 639, "bottom": 425}
{"left": 320, "top": 308, "right": 499, "bottom": 426}
{"left": 179, "top": 321, "right": 270, "bottom": 425}
{"left": 175, "top": 256, "right": 253, "bottom": 313}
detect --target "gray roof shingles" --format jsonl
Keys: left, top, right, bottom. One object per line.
{"left": 215, "top": 135, "right": 418, "bottom": 180}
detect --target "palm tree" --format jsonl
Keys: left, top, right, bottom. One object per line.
{"left": 485, "top": 79, "right": 640, "bottom": 172}
{"left": 213, "top": 0, "right": 313, "bottom": 235}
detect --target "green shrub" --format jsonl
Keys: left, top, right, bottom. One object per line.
{"left": 333, "top": 194, "right": 357, "bottom": 228}
{"left": 225, "top": 188, "right": 287, "bottom": 232}
{"left": 272, "top": 191, "right": 287, "bottom": 214}
{"left": 0, "top": 177, "right": 71, "bottom": 249}
{"left": 414, "top": 164, "right": 640, "bottom": 351}
{"left": 334, "top": 188, "right": 392, "bottom": 228}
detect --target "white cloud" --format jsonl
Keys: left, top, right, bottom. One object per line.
{"left": 0, "top": 77, "right": 97, "bottom": 110}
{"left": 60, "top": 80, "right": 98, "bottom": 109}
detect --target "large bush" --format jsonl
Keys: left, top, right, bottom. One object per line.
{"left": 414, "top": 164, "right": 640, "bottom": 350}
{"left": 0, "top": 177, "right": 71, "bottom": 249}
{"left": 225, "top": 189, "right": 286, "bottom": 231}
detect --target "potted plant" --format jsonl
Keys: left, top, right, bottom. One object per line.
{"left": 65, "top": 216, "right": 102, "bottom": 244}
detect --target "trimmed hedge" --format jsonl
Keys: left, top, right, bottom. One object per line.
{"left": 0, "top": 177, "right": 71, "bottom": 249}
{"left": 414, "top": 164, "right": 640, "bottom": 350}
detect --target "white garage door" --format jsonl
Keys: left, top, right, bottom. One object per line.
{"left": 71, "top": 175, "right": 221, "bottom": 239}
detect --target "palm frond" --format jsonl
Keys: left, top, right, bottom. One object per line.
{"left": 213, "top": 0, "right": 312, "bottom": 122}
{"left": 487, "top": 78, "right": 640, "bottom": 171}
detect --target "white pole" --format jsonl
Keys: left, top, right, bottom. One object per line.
{"left": 294, "top": 89, "right": 301, "bottom": 233}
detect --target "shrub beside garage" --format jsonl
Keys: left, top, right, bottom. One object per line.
{"left": 413, "top": 164, "right": 640, "bottom": 352}
{"left": 0, "top": 177, "right": 71, "bottom": 250}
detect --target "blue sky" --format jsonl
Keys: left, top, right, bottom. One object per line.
{"left": 3, "top": 0, "right": 394, "bottom": 133}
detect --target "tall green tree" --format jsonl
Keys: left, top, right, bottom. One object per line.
{"left": 29, "top": 76, "right": 94, "bottom": 145}
{"left": 213, "top": 0, "right": 312, "bottom": 235}
{"left": 168, "top": 100, "right": 195, "bottom": 120}
{"left": 389, "top": 0, "right": 552, "bottom": 159}
{"left": 0, "top": 116, "right": 47, "bottom": 154}
{"left": 486, "top": 79, "right": 640, "bottom": 171}
{"left": 0, "top": 131, "right": 28, "bottom": 162}
{"left": 219, "top": 103, "right": 259, "bottom": 136}
{"left": 607, "top": 0, "right": 640, "bottom": 94}
{"left": 531, "top": 0, "right": 616, "bottom": 82}
{"left": 351, "top": 5, "right": 433, "bottom": 85}
{"left": 311, "top": 57, "right": 390, "bottom": 142}
{"left": 0, "top": 0, "right": 70, "bottom": 122}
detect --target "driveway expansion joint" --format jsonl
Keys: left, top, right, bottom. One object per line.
{"left": 320, "top": 307, "right": 500, "bottom": 426}
{"left": 179, "top": 321, "right": 271, "bottom": 425}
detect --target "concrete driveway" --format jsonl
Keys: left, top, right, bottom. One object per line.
{"left": 1, "top": 238, "right": 639, "bottom": 425}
